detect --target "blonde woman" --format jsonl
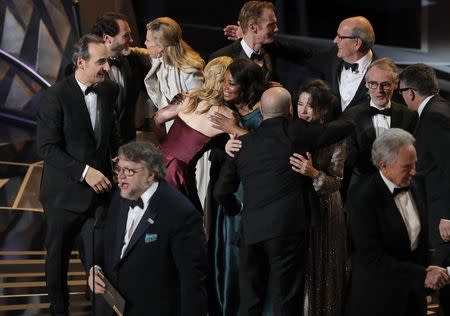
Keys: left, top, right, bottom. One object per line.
{"left": 144, "top": 17, "right": 205, "bottom": 118}
{"left": 153, "top": 56, "right": 236, "bottom": 212}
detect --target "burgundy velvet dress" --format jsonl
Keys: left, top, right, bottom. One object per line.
{"left": 158, "top": 116, "right": 210, "bottom": 211}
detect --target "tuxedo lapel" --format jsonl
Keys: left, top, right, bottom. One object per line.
{"left": 112, "top": 198, "right": 129, "bottom": 267}
{"left": 390, "top": 103, "right": 403, "bottom": 128}
{"left": 119, "top": 190, "right": 160, "bottom": 262}
{"left": 67, "top": 76, "right": 96, "bottom": 139}
{"left": 360, "top": 106, "right": 376, "bottom": 143}
{"left": 376, "top": 175, "right": 413, "bottom": 251}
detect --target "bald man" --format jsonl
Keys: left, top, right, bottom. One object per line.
{"left": 214, "top": 87, "right": 353, "bottom": 315}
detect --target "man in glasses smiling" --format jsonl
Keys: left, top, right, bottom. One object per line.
{"left": 399, "top": 63, "right": 450, "bottom": 316}
{"left": 342, "top": 58, "right": 417, "bottom": 197}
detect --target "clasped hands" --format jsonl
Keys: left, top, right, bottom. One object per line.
{"left": 424, "top": 265, "right": 450, "bottom": 290}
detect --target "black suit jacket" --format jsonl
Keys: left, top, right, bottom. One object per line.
{"left": 214, "top": 117, "right": 354, "bottom": 245}
{"left": 209, "top": 38, "right": 312, "bottom": 82}
{"left": 414, "top": 95, "right": 450, "bottom": 246}
{"left": 346, "top": 173, "right": 428, "bottom": 316}
{"left": 107, "top": 51, "right": 150, "bottom": 143}
{"left": 96, "top": 182, "right": 207, "bottom": 316}
{"left": 37, "top": 75, "right": 121, "bottom": 213}
{"left": 343, "top": 101, "right": 418, "bottom": 175}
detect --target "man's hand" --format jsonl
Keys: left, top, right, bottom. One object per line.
{"left": 225, "top": 134, "right": 242, "bottom": 157}
{"left": 289, "top": 152, "right": 320, "bottom": 179}
{"left": 85, "top": 167, "right": 112, "bottom": 194}
{"left": 209, "top": 111, "right": 240, "bottom": 134}
{"left": 224, "top": 24, "right": 243, "bottom": 41}
{"left": 88, "top": 266, "right": 106, "bottom": 294}
{"left": 439, "top": 219, "right": 450, "bottom": 242}
{"left": 425, "top": 265, "right": 450, "bottom": 290}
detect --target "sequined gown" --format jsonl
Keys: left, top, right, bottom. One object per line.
{"left": 159, "top": 116, "right": 210, "bottom": 211}
{"left": 304, "top": 140, "right": 347, "bottom": 316}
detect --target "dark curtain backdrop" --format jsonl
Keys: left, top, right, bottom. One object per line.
{"left": 132, "top": 0, "right": 421, "bottom": 52}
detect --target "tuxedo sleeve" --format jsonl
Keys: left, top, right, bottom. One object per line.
{"left": 213, "top": 157, "right": 242, "bottom": 216}
{"left": 348, "top": 187, "right": 426, "bottom": 288}
{"left": 171, "top": 209, "right": 207, "bottom": 316}
{"left": 424, "top": 114, "right": 450, "bottom": 219}
{"left": 292, "top": 118, "right": 355, "bottom": 149}
{"left": 36, "top": 90, "right": 85, "bottom": 181}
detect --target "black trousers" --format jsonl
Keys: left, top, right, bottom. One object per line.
{"left": 44, "top": 204, "right": 105, "bottom": 316}
{"left": 239, "top": 232, "right": 308, "bottom": 316}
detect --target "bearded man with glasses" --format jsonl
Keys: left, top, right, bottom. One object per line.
{"left": 88, "top": 141, "right": 207, "bottom": 316}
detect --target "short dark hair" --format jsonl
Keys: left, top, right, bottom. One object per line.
{"left": 227, "top": 59, "right": 267, "bottom": 109}
{"left": 297, "top": 79, "right": 338, "bottom": 123}
{"left": 92, "top": 12, "right": 128, "bottom": 37}
{"left": 71, "top": 33, "right": 104, "bottom": 66}
{"left": 118, "top": 142, "right": 166, "bottom": 180}
{"left": 398, "top": 63, "right": 439, "bottom": 97}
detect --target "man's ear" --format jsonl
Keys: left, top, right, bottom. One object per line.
{"left": 248, "top": 21, "right": 258, "bottom": 34}
{"left": 76, "top": 57, "right": 84, "bottom": 69}
{"left": 102, "top": 34, "right": 112, "bottom": 45}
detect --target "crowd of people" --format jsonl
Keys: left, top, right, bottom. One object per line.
{"left": 36, "top": 1, "right": 450, "bottom": 316}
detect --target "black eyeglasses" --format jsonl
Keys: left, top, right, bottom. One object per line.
{"left": 367, "top": 81, "right": 393, "bottom": 91}
{"left": 113, "top": 165, "right": 144, "bottom": 177}
{"left": 336, "top": 34, "right": 359, "bottom": 40}
{"left": 397, "top": 87, "right": 416, "bottom": 95}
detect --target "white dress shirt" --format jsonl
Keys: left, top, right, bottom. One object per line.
{"left": 380, "top": 172, "right": 421, "bottom": 251}
{"left": 370, "top": 100, "right": 391, "bottom": 137}
{"left": 75, "top": 76, "right": 98, "bottom": 181}
{"left": 121, "top": 181, "right": 159, "bottom": 259}
{"left": 339, "top": 50, "right": 373, "bottom": 111}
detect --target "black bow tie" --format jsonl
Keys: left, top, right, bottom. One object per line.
{"left": 128, "top": 197, "right": 144, "bottom": 209}
{"left": 250, "top": 52, "right": 265, "bottom": 61}
{"left": 343, "top": 61, "right": 359, "bottom": 72}
{"left": 108, "top": 57, "right": 123, "bottom": 68}
{"left": 392, "top": 186, "right": 410, "bottom": 197}
{"left": 369, "top": 107, "right": 392, "bottom": 116}
{"left": 84, "top": 85, "right": 98, "bottom": 95}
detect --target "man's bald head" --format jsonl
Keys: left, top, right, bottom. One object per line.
{"left": 340, "top": 16, "right": 375, "bottom": 53}
{"left": 260, "top": 87, "right": 292, "bottom": 119}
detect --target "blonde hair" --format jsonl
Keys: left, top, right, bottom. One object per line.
{"left": 146, "top": 17, "right": 205, "bottom": 71}
{"left": 182, "top": 56, "right": 233, "bottom": 114}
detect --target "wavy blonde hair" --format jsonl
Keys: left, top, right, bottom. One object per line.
{"left": 182, "top": 56, "right": 233, "bottom": 114}
{"left": 146, "top": 17, "right": 205, "bottom": 71}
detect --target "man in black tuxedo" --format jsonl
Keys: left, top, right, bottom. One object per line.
{"left": 37, "top": 34, "right": 121, "bottom": 315}
{"left": 214, "top": 87, "right": 353, "bottom": 315}
{"left": 88, "top": 142, "right": 207, "bottom": 316}
{"left": 210, "top": 0, "right": 311, "bottom": 82}
{"left": 92, "top": 12, "right": 151, "bottom": 143}
{"left": 399, "top": 63, "right": 450, "bottom": 315}
{"left": 342, "top": 58, "right": 417, "bottom": 197}
{"left": 308, "top": 16, "right": 377, "bottom": 114}
{"left": 345, "top": 128, "right": 449, "bottom": 316}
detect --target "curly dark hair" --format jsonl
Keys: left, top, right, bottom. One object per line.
{"left": 297, "top": 79, "right": 338, "bottom": 123}
{"left": 227, "top": 59, "right": 268, "bottom": 109}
